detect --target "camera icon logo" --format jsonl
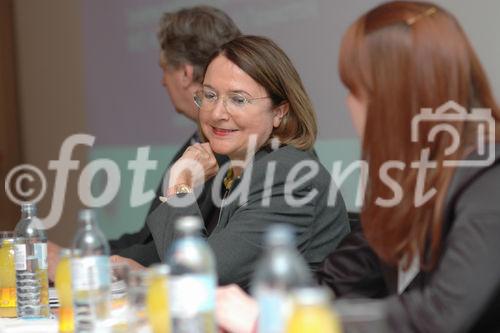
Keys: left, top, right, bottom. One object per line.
{"left": 411, "top": 100, "right": 496, "bottom": 167}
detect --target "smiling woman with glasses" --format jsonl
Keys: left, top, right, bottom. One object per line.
{"left": 145, "top": 35, "right": 350, "bottom": 290}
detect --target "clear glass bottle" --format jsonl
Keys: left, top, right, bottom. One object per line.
{"left": 14, "top": 203, "right": 49, "bottom": 318}
{"left": 166, "top": 216, "right": 216, "bottom": 333}
{"left": 252, "top": 224, "right": 313, "bottom": 333}
{"left": 71, "top": 209, "right": 111, "bottom": 332}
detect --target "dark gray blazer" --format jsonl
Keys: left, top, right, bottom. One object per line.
{"left": 318, "top": 145, "right": 500, "bottom": 332}
{"left": 385, "top": 146, "right": 500, "bottom": 332}
{"left": 146, "top": 145, "right": 350, "bottom": 290}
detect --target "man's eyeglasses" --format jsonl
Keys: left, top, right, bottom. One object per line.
{"left": 193, "top": 88, "right": 270, "bottom": 113}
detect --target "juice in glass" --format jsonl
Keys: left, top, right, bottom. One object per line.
{"left": 55, "top": 249, "right": 74, "bottom": 332}
{"left": 286, "top": 287, "right": 342, "bottom": 333}
{"left": 146, "top": 264, "right": 170, "bottom": 333}
{"left": 0, "top": 232, "right": 16, "bottom": 318}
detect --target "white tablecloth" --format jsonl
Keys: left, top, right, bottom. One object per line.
{"left": 0, "top": 317, "right": 58, "bottom": 333}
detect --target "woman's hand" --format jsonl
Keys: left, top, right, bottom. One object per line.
{"left": 47, "top": 241, "right": 61, "bottom": 282}
{"left": 216, "top": 284, "right": 258, "bottom": 333}
{"left": 109, "top": 255, "right": 145, "bottom": 271}
{"left": 168, "top": 142, "right": 219, "bottom": 189}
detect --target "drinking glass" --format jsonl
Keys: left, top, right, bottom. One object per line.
{"left": 128, "top": 270, "right": 151, "bottom": 332}
{"left": 0, "top": 231, "right": 16, "bottom": 318}
{"left": 108, "top": 262, "right": 131, "bottom": 332}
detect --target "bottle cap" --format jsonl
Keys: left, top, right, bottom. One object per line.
{"left": 265, "top": 224, "right": 295, "bottom": 246}
{"left": 20, "top": 202, "right": 37, "bottom": 214}
{"left": 78, "top": 209, "right": 96, "bottom": 222}
{"left": 175, "top": 216, "right": 203, "bottom": 234}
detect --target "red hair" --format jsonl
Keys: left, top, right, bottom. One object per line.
{"left": 339, "top": 1, "right": 499, "bottom": 268}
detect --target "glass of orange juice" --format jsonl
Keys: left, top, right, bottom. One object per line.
{"left": 146, "top": 264, "right": 170, "bottom": 333}
{"left": 0, "top": 231, "right": 16, "bottom": 318}
{"left": 55, "top": 248, "right": 74, "bottom": 332}
{"left": 286, "top": 287, "right": 342, "bottom": 333}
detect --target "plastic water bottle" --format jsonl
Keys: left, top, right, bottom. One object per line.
{"left": 166, "top": 216, "right": 217, "bottom": 333}
{"left": 252, "top": 224, "right": 313, "bottom": 333}
{"left": 72, "top": 209, "right": 111, "bottom": 332}
{"left": 14, "top": 202, "right": 49, "bottom": 318}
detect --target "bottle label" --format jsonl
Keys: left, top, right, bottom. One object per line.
{"left": 72, "top": 256, "right": 110, "bottom": 291}
{"left": 14, "top": 244, "right": 27, "bottom": 271}
{"left": 256, "top": 288, "right": 290, "bottom": 333}
{"left": 169, "top": 274, "right": 216, "bottom": 317}
{"left": 34, "top": 242, "right": 48, "bottom": 270}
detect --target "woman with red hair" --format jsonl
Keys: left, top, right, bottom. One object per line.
{"left": 216, "top": 2, "right": 500, "bottom": 332}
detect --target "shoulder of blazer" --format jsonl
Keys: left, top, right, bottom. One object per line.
{"left": 252, "top": 145, "right": 318, "bottom": 168}
{"left": 246, "top": 145, "right": 323, "bottom": 183}
{"left": 442, "top": 144, "right": 500, "bottom": 237}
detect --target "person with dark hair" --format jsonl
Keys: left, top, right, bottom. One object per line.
{"left": 47, "top": 5, "right": 241, "bottom": 277}
{"left": 146, "top": 35, "right": 349, "bottom": 290}
{"left": 215, "top": 2, "right": 500, "bottom": 332}
{"left": 156, "top": 5, "right": 242, "bottom": 121}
